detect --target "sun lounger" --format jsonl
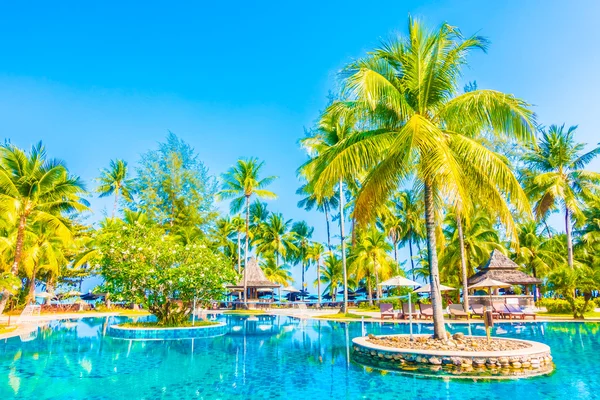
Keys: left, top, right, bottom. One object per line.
{"left": 379, "top": 303, "right": 395, "bottom": 319}
{"left": 448, "top": 304, "right": 470, "bottom": 319}
{"left": 419, "top": 303, "right": 433, "bottom": 319}
{"left": 401, "top": 302, "right": 420, "bottom": 319}
{"left": 471, "top": 304, "right": 500, "bottom": 319}
{"left": 506, "top": 304, "right": 537, "bottom": 320}
{"left": 492, "top": 302, "right": 512, "bottom": 319}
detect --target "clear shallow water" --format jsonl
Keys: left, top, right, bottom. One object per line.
{"left": 1, "top": 316, "right": 599, "bottom": 400}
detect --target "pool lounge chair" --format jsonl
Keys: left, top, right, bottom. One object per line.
{"left": 419, "top": 303, "right": 433, "bottom": 319}
{"left": 448, "top": 304, "right": 470, "bottom": 319}
{"left": 471, "top": 304, "right": 500, "bottom": 319}
{"left": 492, "top": 302, "right": 512, "bottom": 319}
{"left": 401, "top": 302, "right": 420, "bottom": 320}
{"left": 379, "top": 303, "right": 395, "bottom": 319}
{"left": 506, "top": 304, "right": 537, "bottom": 320}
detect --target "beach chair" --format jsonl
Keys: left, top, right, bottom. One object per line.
{"left": 418, "top": 303, "right": 433, "bottom": 319}
{"left": 379, "top": 303, "right": 395, "bottom": 319}
{"left": 401, "top": 302, "right": 420, "bottom": 320}
{"left": 506, "top": 304, "right": 537, "bottom": 320}
{"left": 492, "top": 302, "right": 512, "bottom": 319}
{"left": 471, "top": 304, "right": 500, "bottom": 319}
{"left": 448, "top": 304, "right": 470, "bottom": 319}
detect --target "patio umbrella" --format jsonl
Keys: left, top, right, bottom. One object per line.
{"left": 468, "top": 278, "right": 511, "bottom": 307}
{"left": 378, "top": 276, "right": 419, "bottom": 339}
{"left": 414, "top": 283, "right": 455, "bottom": 293}
{"left": 35, "top": 292, "right": 55, "bottom": 299}
{"left": 282, "top": 286, "right": 300, "bottom": 293}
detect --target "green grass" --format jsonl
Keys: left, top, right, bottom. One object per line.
{"left": 119, "top": 320, "right": 219, "bottom": 328}
{"left": 223, "top": 310, "right": 266, "bottom": 315}
{"left": 538, "top": 311, "right": 600, "bottom": 319}
{"left": 0, "top": 326, "right": 17, "bottom": 335}
{"left": 316, "top": 313, "right": 371, "bottom": 320}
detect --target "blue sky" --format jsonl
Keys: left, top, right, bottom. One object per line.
{"left": 1, "top": 0, "right": 599, "bottom": 290}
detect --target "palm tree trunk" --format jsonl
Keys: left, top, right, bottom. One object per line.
{"left": 244, "top": 196, "right": 250, "bottom": 304}
{"left": 112, "top": 187, "right": 119, "bottom": 218}
{"left": 237, "top": 230, "right": 241, "bottom": 273}
{"left": 0, "top": 213, "right": 27, "bottom": 314}
{"left": 339, "top": 178, "right": 348, "bottom": 313}
{"left": 324, "top": 203, "right": 332, "bottom": 252}
{"left": 424, "top": 182, "right": 446, "bottom": 340}
{"left": 565, "top": 208, "right": 574, "bottom": 269}
{"left": 456, "top": 214, "right": 469, "bottom": 311}
{"left": 544, "top": 220, "right": 553, "bottom": 239}
{"left": 26, "top": 267, "right": 37, "bottom": 304}
{"left": 393, "top": 239, "right": 398, "bottom": 262}
{"left": 373, "top": 257, "right": 381, "bottom": 299}
{"left": 302, "top": 261, "right": 305, "bottom": 293}
{"left": 317, "top": 258, "right": 321, "bottom": 306}
{"left": 408, "top": 237, "right": 416, "bottom": 281}
{"left": 367, "top": 276, "right": 373, "bottom": 306}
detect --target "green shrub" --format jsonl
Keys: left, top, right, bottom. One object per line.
{"left": 537, "top": 298, "right": 594, "bottom": 315}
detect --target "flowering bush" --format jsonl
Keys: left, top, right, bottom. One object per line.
{"left": 97, "top": 223, "right": 235, "bottom": 325}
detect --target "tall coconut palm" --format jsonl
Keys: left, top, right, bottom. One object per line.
{"left": 261, "top": 256, "right": 293, "bottom": 287}
{"left": 219, "top": 158, "right": 277, "bottom": 303}
{"left": 296, "top": 182, "right": 339, "bottom": 251}
{"left": 300, "top": 101, "right": 357, "bottom": 313}
{"left": 96, "top": 159, "right": 134, "bottom": 218}
{"left": 307, "top": 19, "right": 535, "bottom": 338}
{"left": 523, "top": 124, "right": 600, "bottom": 269}
{"left": 394, "top": 190, "right": 425, "bottom": 280}
{"left": 515, "top": 221, "right": 565, "bottom": 280}
{"left": 232, "top": 215, "right": 245, "bottom": 273}
{"left": 291, "top": 220, "right": 314, "bottom": 291}
{"left": 0, "top": 142, "right": 88, "bottom": 313}
{"left": 306, "top": 242, "right": 325, "bottom": 305}
{"left": 351, "top": 227, "right": 394, "bottom": 304}
{"left": 315, "top": 252, "right": 343, "bottom": 302}
{"left": 254, "top": 213, "right": 298, "bottom": 269}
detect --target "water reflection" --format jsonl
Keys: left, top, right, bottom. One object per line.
{"left": 0, "top": 318, "right": 599, "bottom": 400}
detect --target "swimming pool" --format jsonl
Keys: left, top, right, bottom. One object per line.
{"left": 1, "top": 316, "right": 598, "bottom": 399}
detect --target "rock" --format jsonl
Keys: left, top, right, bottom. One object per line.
{"left": 456, "top": 343, "right": 466, "bottom": 350}
{"left": 429, "top": 357, "right": 442, "bottom": 365}
{"left": 452, "top": 332, "right": 465, "bottom": 341}
{"left": 511, "top": 362, "right": 522, "bottom": 369}
{"left": 368, "top": 334, "right": 375, "bottom": 339}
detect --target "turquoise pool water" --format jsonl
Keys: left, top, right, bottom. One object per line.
{"left": 1, "top": 316, "right": 598, "bottom": 399}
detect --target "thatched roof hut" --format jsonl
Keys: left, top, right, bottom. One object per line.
{"left": 467, "top": 250, "right": 542, "bottom": 286}
{"left": 226, "top": 258, "right": 280, "bottom": 290}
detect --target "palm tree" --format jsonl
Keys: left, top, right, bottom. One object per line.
{"left": 316, "top": 252, "right": 343, "bottom": 302}
{"left": 523, "top": 124, "right": 600, "bottom": 269}
{"left": 219, "top": 158, "right": 277, "bottom": 303}
{"left": 306, "top": 19, "right": 535, "bottom": 338}
{"left": 351, "top": 228, "right": 394, "bottom": 304}
{"left": 261, "top": 256, "right": 293, "bottom": 287}
{"left": 214, "top": 217, "right": 237, "bottom": 268}
{"left": 253, "top": 213, "right": 298, "bottom": 269}
{"left": 300, "top": 101, "right": 357, "bottom": 313}
{"left": 96, "top": 159, "right": 134, "bottom": 218}
{"left": 231, "top": 215, "right": 245, "bottom": 273}
{"left": 306, "top": 242, "right": 325, "bottom": 305}
{"left": 394, "top": 190, "right": 425, "bottom": 280}
{"left": 0, "top": 142, "right": 87, "bottom": 313}
{"left": 440, "top": 211, "right": 502, "bottom": 288}
{"left": 297, "top": 183, "right": 339, "bottom": 251}
{"left": 291, "top": 221, "right": 314, "bottom": 291}
{"left": 515, "top": 221, "right": 565, "bottom": 280}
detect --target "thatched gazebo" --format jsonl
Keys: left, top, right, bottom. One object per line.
{"left": 226, "top": 258, "right": 280, "bottom": 303}
{"left": 467, "top": 250, "right": 541, "bottom": 307}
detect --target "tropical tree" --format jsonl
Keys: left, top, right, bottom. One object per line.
{"left": 96, "top": 159, "right": 134, "bottom": 218}
{"left": 261, "top": 256, "right": 293, "bottom": 287}
{"left": 253, "top": 213, "right": 298, "bottom": 269}
{"left": 231, "top": 215, "right": 245, "bottom": 273}
{"left": 523, "top": 124, "right": 600, "bottom": 269}
{"left": 219, "top": 158, "right": 277, "bottom": 303}
{"left": 351, "top": 227, "right": 394, "bottom": 304}
{"left": 394, "top": 189, "right": 425, "bottom": 280}
{"left": 306, "top": 242, "right": 325, "bottom": 305}
{"left": 297, "top": 183, "right": 339, "bottom": 251}
{"left": 514, "top": 221, "right": 565, "bottom": 280}
{"left": 306, "top": 19, "right": 535, "bottom": 338}
{"left": 316, "top": 252, "right": 343, "bottom": 302}
{"left": 300, "top": 100, "right": 357, "bottom": 313}
{"left": 291, "top": 220, "right": 314, "bottom": 291}
{"left": 0, "top": 142, "right": 87, "bottom": 313}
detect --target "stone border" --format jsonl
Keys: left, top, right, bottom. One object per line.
{"left": 107, "top": 322, "right": 227, "bottom": 340}
{"left": 352, "top": 334, "right": 553, "bottom": 379}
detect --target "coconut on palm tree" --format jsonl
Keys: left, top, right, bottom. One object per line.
{"left": 219, "top": 158, "right": 277, "bottom": 303}
{"left": 96, "top": 159, "right": 134, "bottom": 218}
{"left": 306, "top": 19, "right": 535, "bottom": 338}
{"left": 523, "top": 124, "right": 600, "bottom": 269}
{"left": 0, "top": 142, "right": 87, "bottom": 313}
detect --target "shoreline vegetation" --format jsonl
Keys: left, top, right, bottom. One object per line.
{"left": 0, "top": 17, "right": 598, "bottom": 331}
